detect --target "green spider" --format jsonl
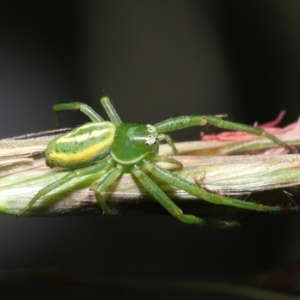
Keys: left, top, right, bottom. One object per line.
{"left": 17, "top": 97, "right": 295, "bottom": 227}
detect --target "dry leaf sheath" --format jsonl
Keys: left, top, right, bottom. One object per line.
{"left": 0, "top": 128, "right": 300, "bottom": 218}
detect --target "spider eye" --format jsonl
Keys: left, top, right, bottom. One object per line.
{"left": 145, "top": 135, "right": 156, "bottom": 145}
{"left": 146, "top": 124, "right": 156, "bottom": 133}
{"left": 144, "top": 124, "right": 158, "bottom": 145}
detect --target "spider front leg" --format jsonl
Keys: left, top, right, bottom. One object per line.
{"left": 155, "top": 115, "right": 295, "bottom": 153}
{"left": 132, "top": 165, "right": 239, "bottom": 228}
{"left": 157, "top": 133, "right": 178, "bottom": 154}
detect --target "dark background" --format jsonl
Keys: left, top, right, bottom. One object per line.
{"left": 0, "top": 1, "right": 300, "bottom": 298}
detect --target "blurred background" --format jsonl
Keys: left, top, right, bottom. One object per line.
{"left": 0, "top": 1, "right": 300, "bottom": 298}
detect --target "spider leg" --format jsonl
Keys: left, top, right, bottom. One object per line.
{"left": 157, "top": 133, "right": 178, "bottom": 154}
{"left": 202, "top": 115, "right": 296, "bottom": 153}
{"left": 93, "top": 165, "right": 123, "bottom": 214}
{"left": 132, "top": 165, "right": 238, "bottom": 227}
{"left": 143, "top": 160, "right": 292, "bottom": 212}
{"left": 155, "top": 115, "right": 295, "bottom": 153}
{"left": 100, "top": 96, "right": 122, "bottom": 126}
{"left": 151, "top": 156, "right": 183, "bottom": 169}
{"left": 17, "top": 160, "right": 112, "bottom": 217}
{"left": 53, "top": 102, "right": 104, "bottom": 127}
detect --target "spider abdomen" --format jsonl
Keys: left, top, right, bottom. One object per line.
{"left": 45, "top": 121, "right": 115, "bottom": 168}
